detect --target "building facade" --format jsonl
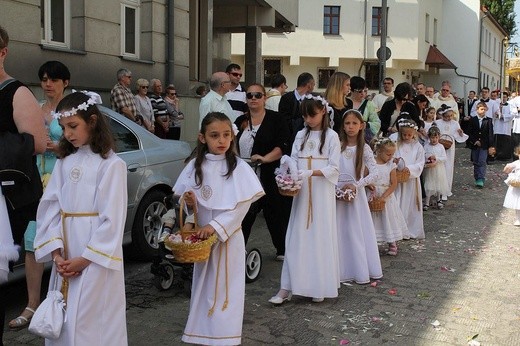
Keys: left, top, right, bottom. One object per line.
{"left": 231, "top": 0, "right": 508, "bottom": 99}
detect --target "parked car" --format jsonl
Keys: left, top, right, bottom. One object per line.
{"left": 5, "top": 106, "right": 192, "bottom": 283}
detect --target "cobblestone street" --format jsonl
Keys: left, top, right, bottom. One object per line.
{"left": 4, "top": 145, "right": 520, "bottom": 345}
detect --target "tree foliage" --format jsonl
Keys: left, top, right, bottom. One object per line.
{"left": 481, "top": 0, "right": 517, "bottom": 37}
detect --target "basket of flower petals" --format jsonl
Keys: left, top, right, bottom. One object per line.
{"left": 439, "top": 134, "right": 453, "bottom": 150}
{"left": 368, "top": 195, "right": 386, "bottom": 212}
{"left": 275, "top": 155, "right": 302, "bottom": 197}
{"left": 335, "top": 187, "right": 356, "bottom": 202}
{"left": 164, "top": 198, "right": 217, "bottom": 263}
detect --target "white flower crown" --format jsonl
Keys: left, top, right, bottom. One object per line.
{"left": 302, "top": 94, "right": 335, "bottom": 127}
{"left": 51, "top": 90, "right": 103, "bottom": 120}
{"left": 397, "top": 118, "right": 418, "bottom": 130}
{"left": 438, "top": 106, "right": 452, "bottom": 115}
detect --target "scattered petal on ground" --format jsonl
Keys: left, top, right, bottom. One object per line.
{"left": 388, "top": 288, "right": 397, "bottom": 295}
{"left": 339, "top": 339, "right": 350, "bottom": 345}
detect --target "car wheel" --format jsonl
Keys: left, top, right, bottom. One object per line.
{"left": 132, "top": 190, "right": 168, "bottom": 260}
{"left": 245, "top": 248, "right": 262, "bottom": 283}
{"left": 153, "top": 262, "right": 175, "bottom": 291}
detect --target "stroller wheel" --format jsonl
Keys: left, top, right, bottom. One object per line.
{"left": 153, "top": 262, "right": 175, "bottom": 290}
{"left": 245, "top": 248, "right": 262, "bottom": 283}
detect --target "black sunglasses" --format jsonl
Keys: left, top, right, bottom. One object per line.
{"left": 246, "top": 92, "right": 264, "bottom": 99}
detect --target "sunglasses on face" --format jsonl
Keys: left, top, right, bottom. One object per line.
{"left": 246, "top": 92, "right": 264, "bottom": 99}
{"left": 230, "top": 72, "right": 243, "bottom": 78}
{"left": 441, "top": 89, "right": 450, "bottom": 92}
{"left": 168, "top": 92, "right": 177, "bottom": 96}
{"left": 140, "top": 85, "right": 149, "bottom": 89}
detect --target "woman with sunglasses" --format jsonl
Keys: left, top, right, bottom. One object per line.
{"left": 379, "top": 82, "right": 418, "bottom": 137}
{"left": 234, "top": 84, "right": 291, "bottom": 261}
{"left": 348, "top": 76, "right": 381, "bottom": 143}
{"left": 164, "top": 85, "right": 184, "bottom": 140}
{"left": 134, "top": 78, "right": 155, "bottom": 133}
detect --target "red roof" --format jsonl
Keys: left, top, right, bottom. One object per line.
{"left": 425, "top": 45, "right": 457, "bottom": 69}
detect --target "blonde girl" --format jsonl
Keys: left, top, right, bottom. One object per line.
{"left": 324, "top": 72, "right": 352, "bottom": 134}
{"left": 174, "top": 112, "right": 264, "bottom": 345}
{"left": 394, "top": 119, "right": 425, "bottom": 239}
{"left": 370, "top": 138, "right": 407, "bottom": 256}
{"left": 270, "top": 95, "right": 340, "bottom": 304}
{"left": 423, "top": 125, "right": 449, "bottom": 210}
{"left": 336, "top": 110, "right": 382, "bottom": 283}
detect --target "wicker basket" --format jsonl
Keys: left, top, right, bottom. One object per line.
{"left": 336, "top": 174, "right": 356, "bottom": 202}
{"left": 164, "top": 196, "right": 217, "bottom": 263}
{"left": 278, "top": 187, "right": 300, "bottom": 197}
{"left": 395, "top": 157, "right": 410, "bottom": 183}
{"left": 439, "top": 134, "right": 453, "bottom": 150}
{"left": 368, "top": 197, "right": 386, "bottom": 212}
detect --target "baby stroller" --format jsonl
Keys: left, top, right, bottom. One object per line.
{"left": 150, "top": 194, "right": 263, "bottom": 292}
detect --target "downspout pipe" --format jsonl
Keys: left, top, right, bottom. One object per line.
{"left": 477, "top": 11, "right": 489, "bottom": 89}
{"left": 358, "top": 0, "right": 368, "bottom": 76}
{"left": 166, "top": 1, "right": 175, "bottom": 86}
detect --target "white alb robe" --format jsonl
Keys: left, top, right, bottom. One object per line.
{"left": 494, "top": 103, "right": 513, "bottom": 135}
{"left": 438, "top": 119, "right": 465, "bottom": 195}
{"left": 34, "top": 147, "right": 128, "bottom": 346}
{"left": 281, "top": 129, "right": 340, "bottom": 299}
{"left": 395, "top": 140, "right": 425, "bottom": 239}
{"left": 336, "top": 144, "right": 382, "bottom": 284}
{"left": 174, "top": 154, "right": 264, "bottom": 346}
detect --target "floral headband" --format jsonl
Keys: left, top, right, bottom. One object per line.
{"left": 397, "top": 118, "right": 418, "bottom": 130}
{"left": 373, "top": 136, "right": 394, "bottom": 147}
{"left": 51, "top": 90, "right": 103, "bottom": 120}
{"left": 438, "top": 106, "right": 452, "bottom": 116}
{"left": 302, "top": 94, "right": 335, "bottom": 127}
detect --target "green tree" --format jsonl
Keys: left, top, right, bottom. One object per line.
{"left": 481, "top": 0, "right": 517, "bottom": 37}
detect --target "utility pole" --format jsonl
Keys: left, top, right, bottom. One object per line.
{"left": 378, "top": 0, "right": 388, "bottom": 93}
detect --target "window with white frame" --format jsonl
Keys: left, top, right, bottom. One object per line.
{"left": 371, "top": 7, "right": 388, "bottom": 36}
{"left": 121, "top": 1, "right": 140, "bottom": 58}
{"left": 40, "top": 0, "right": 70, "bottom": 47}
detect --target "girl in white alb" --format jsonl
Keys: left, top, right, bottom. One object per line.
{"left": 336, "top": 109, "right": 382, "bottom": 283}
{"left": 423, "top": 125, "right": 450, "bottom": 210}
{"left": 370, "top": 137, "right": 408, "bottom": 256}
{"left": 269, "top": 95, "right": 340, "bottom": 304}
{"left": 175, "top": 112, "right": 264, "bottom": 345}
{"left": 437, "top": 107, "right": 468, "bottom": 199}
{"left": 394, "top": 119, "right": 425, "bottom": 239}
{"left": 503, "top": 147, "right": 520, "bottom": 226}
{"left": 34, "top": 92, "right": 128, "bottom": 346}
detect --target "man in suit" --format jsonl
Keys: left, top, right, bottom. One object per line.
{"left": 278, "top": 72, "right": 315, "bottom": 144}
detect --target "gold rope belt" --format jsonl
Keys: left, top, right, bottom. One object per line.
{"left": 208, "top": 240, "right": 229, "bottom": 317}
{"left": 59, "top": 210, "right": 99, "bottom": 303}
{"left": 298, "top": 156, "right": 329, "bottom": 229}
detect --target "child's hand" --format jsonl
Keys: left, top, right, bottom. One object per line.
{"left": 474, "top": 140, "right": 481, "bottom": 147}
{"left": 60, "top": 257, "right": 91, "bottom": 278}
{"left": 183, "top": 191, "right": 197, "bottom": 209}
{"left": 342, "top": 183, "right": 356, "bottom": 193}
{"left": 504, "top": 164, "right": 515, "bottom": 174}
{"left": 196, "top": 224, "right": 215, "bottom": 239}
{"left": 298, "top": 169, "right": 313, "bottom": 179}
{"left": 366, "top": 184, "right": 375, "bottom": 191}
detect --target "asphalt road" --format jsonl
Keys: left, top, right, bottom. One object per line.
{"left": 3, "top": 145, "right": 520, "bottom": 345}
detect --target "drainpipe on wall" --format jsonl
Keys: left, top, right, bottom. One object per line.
{"left": 477, "top": 11, "right": 489, "bottom": 89}
{"left": 357, "top": 0, "right": 368, "bottom": 77}
{"left": 166, "top": 1, "right": 175, "bottom": 86}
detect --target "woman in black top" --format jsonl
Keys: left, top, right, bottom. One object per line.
{"left": 380, "top": 82, "right": 419, "bottom": 136}
{"left": 235, "top": 84, "right": 291, "bottom": 260}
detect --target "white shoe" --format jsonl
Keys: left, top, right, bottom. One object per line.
{"left": 312, "top": 297, "right": 324, "bottom": 303}
{"left": 514, "top": 220, "right": 520, "bottom": 226}
{"left": 275, "top": 255, "right": 285, "bottom": 261}
{"left": 268, "top": 292, "right": 292, "bottom": 305}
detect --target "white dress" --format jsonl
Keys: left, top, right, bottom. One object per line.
{"left": 34, "top": 147, "right": 128, "bottom": 346}
{"left": 439, "top": 119, "right": 464, "bottom": 196}
{"left": 503, "top": 160, "right": 520, "bottom": 210}
{"left": 281, "top": 128, "right": 340, "bottom": 299}
{"left": 370, "top": 161, "right": 408, "bottom": 243}
{"left": 174, "top": 154, "right": 264, "bottom": 346}
{"left": 423, "top": 142, "right": 450, "bottom": 197}
{"left": 336, "top": 144, "right": 382, "bottom": 284}
{"left": 395, "top": 140, "right": 425, "bottom": 239}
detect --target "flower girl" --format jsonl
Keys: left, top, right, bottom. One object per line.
{"left": 423, "top": 125, "right": 450, "bottom": 210}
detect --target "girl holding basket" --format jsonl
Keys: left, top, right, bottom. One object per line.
{"left": 269, "top": 95, "right": 341, "bottom": 304}
{"left": 336, "top": 109, "right": 382, "bottom": 283}
{"left": 503, "top": 146, "right": 520, "bottom": 226}
{"left": 173, "top": 112, "right": 264, "bottom": 345}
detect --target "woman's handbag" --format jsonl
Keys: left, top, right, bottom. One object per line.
{"left": 28, "top": 273, "right": 66, "bottom": 339}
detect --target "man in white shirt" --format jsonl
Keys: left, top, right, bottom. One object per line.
{"left": 372, "top": 77, "right": 394, "bottom": 112}
{"left": 265, "top": 73, "right": 288, "bottom": 111}
{"left": 199, "top": 72, "right": 234, "bottom": 128}
{"left": 225, "top": 63, "right": 247, "bottom": 120}
{"left": 470, "top": 87, "right": 500, "bottom": 119}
